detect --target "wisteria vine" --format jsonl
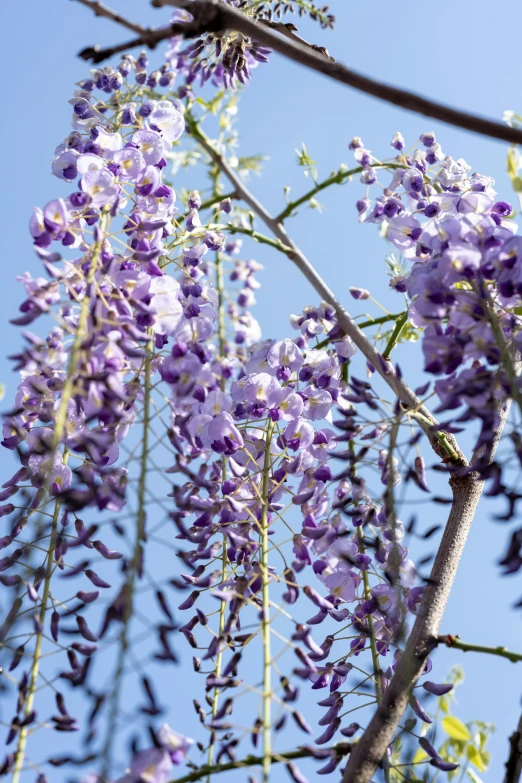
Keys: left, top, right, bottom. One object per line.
{"left": 2, "top": 3, "right": 522, "bottom": 783}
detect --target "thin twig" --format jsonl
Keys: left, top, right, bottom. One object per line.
{"left": 73, "top": 0, "right": 151, "bottom": 36}
{"left": 437, "top": 634, "right": 522, "bottom": 664}
{"left": 168, "top": 743, "right": 352, "bottom": 783}
{"left": 277, "top": 163, "right": 405, "bottom": 222}
{"left": 77, "top": 0, "right": 522, "bottom": 145}
{"left": 187, "top": 115, "right": 465, "bottom": 465}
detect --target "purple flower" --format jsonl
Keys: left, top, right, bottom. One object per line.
{"left": 157, "top": 724, "right": 194, "bottom": 764}
{"left": 132, "top": 129, "right": 165, "bottom": 164}
{"left": 81, "top": 168, "right": 119, "bottom": 208}
{"left": 115, "top": 748, "right": 172, "bottom": 783}
{"left": 114, "top": 148, "right": 146, "bottom": 180}
{"left": 322, "top": 570, "right": 355, "bottom": 601}
{"left": 387, "top": 215, "right": 421, "bottom": 257}
{"left": 201, "top": 412, "right": 244, "bottom": 454}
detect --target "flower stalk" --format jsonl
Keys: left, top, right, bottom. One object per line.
{"left": 11, "top": 227, "right": 103, "bottom": 783}
{"left": 261, "top": 420, "right": 274, "bottom": 783}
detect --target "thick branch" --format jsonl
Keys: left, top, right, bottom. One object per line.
{"left": 437, "top": 634, "right": 522, "bottom": 664}
{"left": 341, "top": 392, "right": 515, "bottom": 783}
{"left": 168, "top": 744, "right": 352, "bottom": 783}
{"left": 505, "top": 714, "right": 522, "bottom": 783}
{"left": 73, "top": 0, "right": 151, "bottom": 36}
{"left": 188, "top": 118, "right": 466, "bottom": 464}
{"left": 78, "top": 0, "right": 522, "bottom": 145}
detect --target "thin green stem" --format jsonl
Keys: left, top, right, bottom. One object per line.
{"left": 277, "top": 163, "right": 406, "bottom": 222}
{"left": 261, "top": 420, "right": 274, "bottom": 783}
{"left": 206, "top": 249, "right": 228, "bottom": 778}
{"left": 200, "top": 190, "right": 236, "bottom": 213}
{"left": 12, "top": 224, "right": 103, "bottom": 783}
{"left": 381, "top": 311, "right": 409, "bottom": 362}
{"left": 100, "top": 334, "right": 152, "bottom": 781}
{"left": 313, "top": 312, "right": 406, "bottom": 350}
{"left": 357, "top": 529, "right": 383, "bottom": 701}
{"left": 409, "top": 410, "right": 460, "bottom": 462}
{"left": 215, "top": 251, "right": 227, "bottom": 368}
{"left": 437, "top": 635, "right": 522, "bottom": 664}
{"left": 352, "top": 425, "right": 389, "bottom": 783}
{"left": 179, "top": 190, "right": 237, "bottom": 223}
{"left": 218, "top": 223, "right": 292, "bottom": 255}
{"left": 11, "top": 481, "right": 64, "bottom": 783}
{"left": 481, "top": 285, "right": 522, "bottom": 416}
{"left": 168, "top": 743, "right": 353, "bottom": 783}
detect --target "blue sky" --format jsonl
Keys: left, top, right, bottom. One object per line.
{"left": 2, "top": 0, "right": 522, "bottom": 780}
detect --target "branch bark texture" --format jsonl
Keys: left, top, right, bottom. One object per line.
{"left": 505, "top": 713, "right": 522, "bottom": 783}
{"left": 78, "top": 0, "right": 522, "bottom": 145}
{"left": 342, "top": 391, "right": 515, "bottom": 783}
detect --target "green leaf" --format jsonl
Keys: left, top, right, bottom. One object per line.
{"left": 508, "top": 147, "right": 519, "bottom": 177}
{"left": 467, "top": 745, "right": 488, "bottom": 772}
{"left": 412, "top": 748, "right": 428, "bottom": 764}
{"left": 442, "top": 716, "right": 472, "bottom": 742}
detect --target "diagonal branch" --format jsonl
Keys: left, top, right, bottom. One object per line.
{"left": 77, "top": 0, "right": 522, "bottom": 145}
{"left": 437, "top": 634, "right": 522, "bottom": 664}
{"left": 187, "top": 116, "right": 466, "bottom": 464}
{"left": 505, "top": 714, "right": 522, "bottom": 783}
{"left": 341, "top": 385, "right": 518, "bottom": 783}
{"left": 73, "top": 0, "right": 150, "bottom": 36}
{"left": 168, "top": 743, "right": 353, "bottom": 783}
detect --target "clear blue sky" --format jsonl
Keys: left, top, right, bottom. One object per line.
{"left": 2, "top": 1, "right": 522, "bottom": 780}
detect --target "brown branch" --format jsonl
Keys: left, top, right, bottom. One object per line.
{"left": 437, "top": 634, "right": 522, "bottom": 664}
{"left": 77, "top": 0, "right": 522, "bottom": 145}
{"left": 168, "top": 743, "right": 352, "bottom": 783}
{"left": 505, "top": 714, "right": 522, "bottom": 783}
{"left": 73, "top": 0, "right": 151, "bottom": 36}
{"left": 341, "top": 386, "right": 517, "bottom": 783}
{"left": 187, "top": 116, "right": 465, "bottom": 465}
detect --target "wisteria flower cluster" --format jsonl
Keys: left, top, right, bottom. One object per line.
{"left": 354, "top": 133, "right": 522, "bottom": 484}
{"left": 3, "top": 7, "right": 517, "bottom": 783}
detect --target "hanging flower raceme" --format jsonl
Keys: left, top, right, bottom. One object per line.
{"left": 354, "top": 132, "right": 522, "bottom": 470}
{"left": 0, "top": 26, "right": 461, "bottom": 783}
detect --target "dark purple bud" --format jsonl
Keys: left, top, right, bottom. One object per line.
{"left": 71, "top": 643, "right": 98, "bottom": 656}
{"left": 76, "top": 616, "right": 98, "bottom": 642}
{"left": 419, "top": 737, "right": 438, "bottom": 759}
{"left": 85, "top": 570, "right": 111, "bottom": 588}
{"left": 8, "top": 645, "right": 25, "bottom": 672}
{"left": 51, "top": 611, "right": 60, "bottom": 642}
{"left": 291, "top": 710, "right": 313, "bottom": 734}
{"left": 315, "top": 717, "right": 341, "bottom": 744}
{"left": 430, "top": 758, "right": 459, "bottom": 772}
{"left": 6, "top": 718, "right": 20, "bottom": 745}
{"left": 409, "top": 695, "right": 433, "bottom": 723}
{"left": 286, "top": 762, "right": 310, "bottom": 783}
{"left": 422, "top": 681, "right": 453, "bottom": 696}
{"left": 413, "top": 456, "right": 430, "bottom": 492}
{"left": 492, "top": 200, "right": 512, "bottom": 216}
{"left": 303, "top": 586, "right": 334, "bottom": 611}
{"left": 178, "top": 591, "right": 199, "bottom": 610}
{"left": 92, "top": 540, "right": 123, "bottom": 560}
{"left": 77, "top": 590, "right": 99, "bottom": 603}
{"left": 340, "top": 722, "right": 360, "bottom": 737}
{"left": 317, "top": 755, "right": 341, "bottom": 774}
